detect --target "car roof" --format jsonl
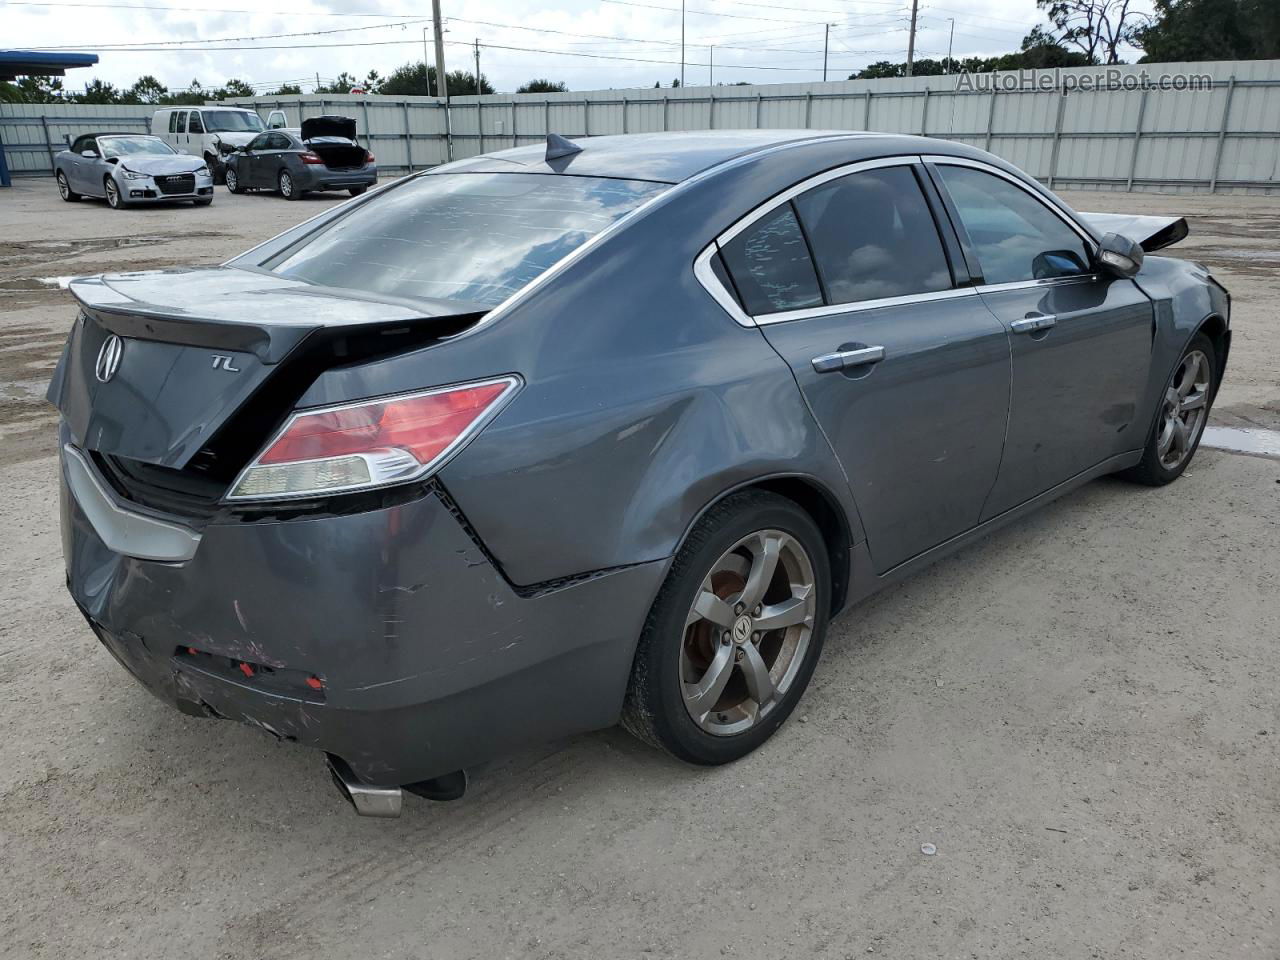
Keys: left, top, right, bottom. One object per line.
{"left": 439, "top": 130, "right": 969, "bottom": 184}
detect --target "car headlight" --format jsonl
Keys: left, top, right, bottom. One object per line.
{"left": 120, "top": 168, "right": 149, "bottom": 180}
{"left": 196, "top": 166, "right": 210, "bottom": 176}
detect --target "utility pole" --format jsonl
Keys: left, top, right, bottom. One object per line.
{"left": 709, "top": 46, "right": 714, "bottom": 86}
{"left": 422, "top": 28, "right": 432, "bottom": 91}
{"left": 945, "top": 18, "right": 954, "bottom": 74}
{"left": 905, "top": 0, "right": 919, "bottom": 77}
{"left": 315, "top": 72, "right": 320, "bottom": 93}
{"left": 680, "top": 0, "right": 686, "bottom": 88}
{"left": 474, "top": 37, "right": 481, "bottom": 95}
{"left": 430, "top": 0, "right": 448, "bottom": 101}
{"left": 823, "top": 23, "right": 829, "bottom": 82}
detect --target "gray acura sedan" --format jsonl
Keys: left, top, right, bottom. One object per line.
{"left": 223, "top": 116, "right": 377, "bottom": 200}
{"left": 48, "top": 131, "right": 1229, "bottom": 816}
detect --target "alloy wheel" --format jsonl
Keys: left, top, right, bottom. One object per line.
{"left": 57, "top": 173, "right": 69, "bottom": 199}
{"left": 680, "top": 529, "right": 817, "bottom": 736}
{"left": 105, "top": 179, "right": 120, "bottom": 208}
{"left": 225, "top": 169, "right": 238, "bottom": 193}
{"left": 1158, "top": 349, "right": 1211, "bottom": 469}
{"left": 279, "top": 172, "right": 292, "bottom": 197}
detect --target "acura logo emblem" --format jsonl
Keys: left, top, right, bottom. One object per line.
{"left": 95, "top": 334, "right": 123, "bottom": 383}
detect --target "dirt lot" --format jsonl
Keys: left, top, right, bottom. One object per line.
{"left": 1, "top": 178, "right": 1277, "bottom": 960}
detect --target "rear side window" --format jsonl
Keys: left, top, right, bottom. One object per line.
{"left": 719, "top": 204, "right": 823, "bottom": 316}
{"left": 794, "top": 165, "right": 951, "bottom": 305}
{"left": 266, "top": 173, "right": 664, "bottom": 306}
{"left": 936, "top": 165, "right": 1091, "bottom": 285}
{"left": 167, "top": 112, "right": 179, "bottom": 134}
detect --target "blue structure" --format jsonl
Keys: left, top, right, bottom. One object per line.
{"left": 0, "top": 50, "right": 100, "bottom": 187}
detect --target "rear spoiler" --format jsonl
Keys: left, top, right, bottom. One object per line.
{"left": 1078, "top": 212, "right": 1189, "bottom": 253}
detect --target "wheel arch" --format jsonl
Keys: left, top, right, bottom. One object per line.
{"left": 1195, "top": 312, "right": 1230, "bottom": 399}
{"left": 673, "top": 473, "right": 853, "bottom": 617}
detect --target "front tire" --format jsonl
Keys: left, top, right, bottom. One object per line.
{"left": 224, "top": 167, "right": 243, "bottom": 194}
{"left": 1121, "top": 332, "right": 1216, "bottom": 486}
{"left": 622, "top": 491, "right": 831, "bottom": 766}
{"left": 103, "top": 176, "right": 123, "bottom": 209}
{"left": 56, "top": 171, "right": 80, "bottom": 201}
{"left": 348, "top": 185, "right": 368, "bottom": 197}
{"left": 205, "top": 154, "right": 224, "bottom": 185}
{"left": 279, "top": 169, "right": 302, "bottom": 200}
{"left": 193, "top": 198, "right": 212, "bottom": 206}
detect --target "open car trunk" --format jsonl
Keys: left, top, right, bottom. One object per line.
{"left": 48, "top": 267, "right": 487, "bottom": 513}
{"left": 306, "top": 139, "right": 368, "bottom": 170}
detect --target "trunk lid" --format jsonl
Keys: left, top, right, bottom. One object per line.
{"left": 48, "top": 266, "right": 486, "bottom": 470}
{"left": 301, "top": 115, "right": 358, "bottom": 142}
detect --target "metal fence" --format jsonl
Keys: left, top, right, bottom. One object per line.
{"left": 3, "top": 59, "right": 1279, "bottom": 193}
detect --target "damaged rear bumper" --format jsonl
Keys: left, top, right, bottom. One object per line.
{"left": 59, "top": 439, "right": 664, "bottom": 786}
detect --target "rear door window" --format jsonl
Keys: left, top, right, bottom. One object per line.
{"left": 719, "top": 204, "right": 823, "bottom": 316}
{"left": 264, "top": 173, "right": 665, "bottom": 306}
{"left": 935, "top": 165, "right": 1092, "bottom": 285}
{"left": 268, "top": 133, "right": 291, "bottom": 149}
{"left": 176, "top": 111, "right": 187, "bottom": 134}
{"left": 167, "top": 111, "right": 179, "bottom": 134}
{"left": 793, "top": 165, "right": 952, "bottom": 305}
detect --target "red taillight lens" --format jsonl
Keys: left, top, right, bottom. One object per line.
{"left": 300, "top": 151, "right": 324, "bottom": 164}
{"left": 365, "top": 151, "right": 375, "bottom": 164}
{"left": 227, "top": 377, "right": 520, "bottom": 501}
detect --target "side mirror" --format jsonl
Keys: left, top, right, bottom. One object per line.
{"left": 80, "top": 149, "right": 98, "bottom": 158}
{"left": 1097, "top": 232, "right": 1144, "bottom": 279}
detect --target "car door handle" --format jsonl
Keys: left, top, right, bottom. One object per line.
{"left": 811, "top": 345, "right": 886, "bottom": 373}
{"left": 1010, "top": 314, "right": 1057, "bottom": 334}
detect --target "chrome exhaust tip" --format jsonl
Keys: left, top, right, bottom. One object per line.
{"left": 326, "top": 754, "right": 403, "bottom": 818}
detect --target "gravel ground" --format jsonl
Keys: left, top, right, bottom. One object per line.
{"left": 0, "top": 178, "right": 1277, "bottom": 960}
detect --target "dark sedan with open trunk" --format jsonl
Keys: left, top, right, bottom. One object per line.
{"left": 49, "top": 131, "right": 1228, "bottom": 816}
{"left": 223, "top": 115, "right": 376, "bottom": 199}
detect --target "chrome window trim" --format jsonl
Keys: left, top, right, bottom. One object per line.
{"left": 694, "top": 153, "right": 993, "bottom": 327}
{"left": 693, "top": 245, "right": 754, "bottom": 328}
{"left": 975, "top": 273, "right": 1102, "bottom": 295}
{"left": 715, "top": 155, "right": 923, "bottom": 247}
{"left": 753, "top": 286, "right": 979, "bottom": 326}
{"left": 921, "top": 154, "right": 1099, "bottom": 258}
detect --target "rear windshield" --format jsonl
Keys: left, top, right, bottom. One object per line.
{"left": 265, "top": 173, "right": 665, "bottom": 306}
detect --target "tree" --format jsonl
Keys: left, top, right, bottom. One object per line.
{"left": 73, "top": 78, "right": 121, "bottom": 103}
{"left": 372, "top": 62, "right": 493, "bottom": 97}
{"left": 128, "top": 74, "right": 167, "bottom": 103}
{"left": 220, "top": 78, "right": 256, "bottom": 99}
{"left": 1035, "top": 0, "right": 1147, "bottom": 64}
{"left": 1137, "top": 0, "right": 1280, "bottom": 61}
{"left": 272, "top": 83, "right": 303, "bottom": 96}
{"left": 0, "top": 75, "right": 65, "bottom": 103}
{"left": 517, "top": 79, "right": 569, "bottom": 93}
{"left": 315, "top": 71, "right": 359, "bottom": 94}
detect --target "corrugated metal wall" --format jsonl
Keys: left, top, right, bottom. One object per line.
{"left": 4, "top": 60, "right": 1278, "bottom": 193}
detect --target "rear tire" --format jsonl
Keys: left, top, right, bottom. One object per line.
{"left": 279, "top": 169, "right": 302, "bottom": 200}
{"left": 622, "top": 491, "right": 831, "bottom": 766}
{"left": 1120, "top": 332, "right": 1216, "bottom": 486}
{"left": 56, "top": 171, "right": 80, "bottom": 201}
{"left": 348, "top": 186, "right": 367, "bottom": 197}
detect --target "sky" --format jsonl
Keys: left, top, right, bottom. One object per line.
{"left": 5, "top": 0, "right": 1150, "bottom": 96}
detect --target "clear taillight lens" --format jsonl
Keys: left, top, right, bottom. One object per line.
{"left": 226, "top": 376, "right": 520, "bottom": 502}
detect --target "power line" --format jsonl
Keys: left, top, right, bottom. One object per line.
{"left": 34, "top": 17, "right": 432, "bottom": 50}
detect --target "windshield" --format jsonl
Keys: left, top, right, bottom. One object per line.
{"left": 100, "top": 136, "right": 176, "bottom": 158}
{"left": 201, "top": 110, "right": 265, "bottom": 133}
{"left": 266, "top": 173, "right": 665, "bottom": 306}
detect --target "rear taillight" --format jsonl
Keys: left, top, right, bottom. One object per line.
{"left": 226, "top": 377, "right": 520, "bottom": 502}
{"left": 300, "top": 151, "right": 324, "bottom": 164}
{"left": 365, "top": 151, "right": 375, "bottom": 164}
